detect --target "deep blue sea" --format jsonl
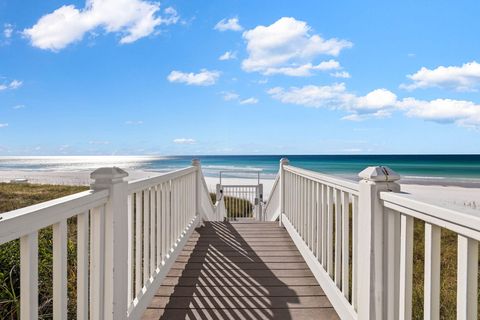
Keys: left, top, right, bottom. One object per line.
{"left": 1, "top": 155, "right": 480, "bottom": 185}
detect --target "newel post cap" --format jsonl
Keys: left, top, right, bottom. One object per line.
{"left": 90, "top": 167, "right": 128, "bottom": 190}
{"left": 280, "top": 158, "right": 289, "bottom": 166}
{"left": 192, "top": 159, "right": 201, "bottom": 166}
{"left": 358, "top": 166, "right": 400, "bottom": 182}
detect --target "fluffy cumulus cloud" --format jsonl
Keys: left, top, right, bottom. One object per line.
{"left": 168, "top": 69, "right": 220, "bottom": 86}
{"left": 268, "top": 83, "right": 480, "bottom": 127}
{"left": 268, "top": 83, "right": 397, "bottom": 120}
{"left": 219, "top": 51, "right": 236, "bottom": 61}
{"left": 242, "top": 17, "right": 352, "bottom": 76}
{"left": 173, "top": 138, "right": 196, "bottom": 144}
{"left": 398, "top": 98, "right": 480, "bottom": 127}
{"left": 401, "top": 61, "right": 480, "bottom": 92}
{"left": 0, "top": 79, "right": 22, "bottom": 91}
{"left": 214, "top": 17, "right": 243, "bottom": 32}
{"left": 23, "top": 0, "right": 180, "bottom": 51}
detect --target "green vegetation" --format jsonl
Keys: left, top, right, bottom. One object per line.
{"left": 0, "top": 183, "right": 88, "bottom": 319}
{"left": 210, "top": 193, "right": 254, "bottom": 219}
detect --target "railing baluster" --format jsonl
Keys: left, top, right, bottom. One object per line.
{"left": 20, "top": 231, "right": 38, "bottom": 320}
{"left": 90, "top": 206, "right": 105, "bottom": 320}
{"left": 311, "top": 180, "right": 316, "bottom": 254}
{"left": 53, "top": 219, "right": 68, "bottom": 320}
{"left": 316, "top": 182, "right": 322, "bottom": 262}
{"left": 156, "top": 184, "right": 162, "bottom": 269}
{"left": 135, "top": 192, "right": 142, "bottom": 295}
{"left": 385, "top": 209, "right": 400, "bottom": 319}
{"left": 399, "top": 214, "right": 414, "bottom": 320}
{"left": 150, "top": 186, "right": 156, "bottom": 275}
{"left": 335, "top": 188, "right": 342, "bottom": 287}
{"left": 341, "top": 192, "right": 350, "bottom": 298}
{"left": 161, "top": 183, "right": 167, "bottom": 263}
{"left": 77, "top": 211, "right": 89, "bottom": 320}
{"left": 127, "top": 195, "right": 133, "bottom": 306}
{"left": 424, "top": 223, "right": 440, "bottom": 320}
{"left": 306, "top": 179, "right": 311, "bottom": 247}
{"left": 457, "top": 235, "right": 478, "bottom": 320}
{"left": 321, "top": 184, "right": 328, "bottom": 267}
{"left": 327, "top": 186, "right": 334, "bottom": 276}
{"left": 351, "top": 194, "right": 358, "bottom": 309}
{"left": 143, "top": 188, "right": 150, "bottom": 284}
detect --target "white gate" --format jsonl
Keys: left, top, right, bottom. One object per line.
{"left": 215, "top": 170, "right": 264, "bottom": 221}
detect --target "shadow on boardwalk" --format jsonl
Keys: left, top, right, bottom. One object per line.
{"left": 143, "top": 221, "right": 338, "bottom": 320}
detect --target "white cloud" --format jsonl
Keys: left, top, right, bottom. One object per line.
{"left": 168, "top": 69, "right": 220, "bottom": 86}
{"left": 330, "top": 71, "right": 351, "bottom": 79}
{"left": 0, "top": 79, "right": 22, "bottom": 91}
{"left": 268, "top": 83, "right": 397, "bottom": 120}
{"left": 3, "top": 24, "right": 13, "bottom": 38}
{"left": 242, "top": 17, "right": 352, "bottom": 76}
{"left": 0, "top": 123, "right": 8, "bottom": 128}
{"left": 173, "top": 138, "right": 196, "bottom": 144}
{"left": 219, "top": 51, "right": 236, "bottom": 61}
{"left": 261, "top": 60, "right": 341, "bottom": 77}
{"left": 125, "top": 120, "right": 143, "bottom": 125}
{"left": 222, "top": 91, "right": 239, "bottom": 101}
{"left": 399, "top": 98, "right": 480, "bottom": 127}
{"left": 23, "top": 0, "right": 180, "bottom": 51}
{"left": 13, "top": 105, "right": 25, "bottom": 110}
{"left": 269, "top": 82, "right": 480, "bottom": 127}
{"left": 401, "top": 61, "right": 480, "bottom": 92}
{"left": 214, "top": 17, "right": 243, "bottom": 32}
{"left": 239, "top": 97, "right": 259, "bottom": 105}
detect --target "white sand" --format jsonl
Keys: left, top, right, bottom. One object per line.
{"left": 1, "top": 170, "right": 478, "bottom": 214}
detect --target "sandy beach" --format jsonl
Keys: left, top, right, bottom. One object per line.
{"left": 1, "top": 169, "right": 478, "bottom": 215}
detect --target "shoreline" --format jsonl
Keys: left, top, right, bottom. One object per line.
{"left": 1, "top": 169, "right": 478, "bottom": 215}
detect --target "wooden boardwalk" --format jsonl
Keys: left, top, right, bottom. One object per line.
{"left": 142, "top": 221, "right": 339, "bottom": 320}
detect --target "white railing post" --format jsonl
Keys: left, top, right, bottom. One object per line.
{"left": 279, "top": 158, "right": 289, "bottom": 227}
{"left": 192, "top": 159, "right": 204, "bottom": 221}
{"left": 91, "top": 167, "right": 129, "bottom": 320}
{"left": 357, "top": 166, "right": 400, "bottom": 320}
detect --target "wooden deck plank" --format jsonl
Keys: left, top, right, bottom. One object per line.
{"left": 142, "top": 221, "right": 339, "bottom": 320}
{"left": 156, "top": 285, "right": 325, "bottom": 297}
{"left": 143, "top": 308, "right": 339, "bottom": 320}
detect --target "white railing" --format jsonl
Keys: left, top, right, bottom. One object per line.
{"left": 263, "top": 174, "right": 280, "bottom": 221}
{"left": 277, "top": 159, "right": 359, "bottom": 320}
{"left": 0, "top": 190, "right": 109, "bottom": 320}
{"left": 269, "top": 158, "right": 480, "bottom": 320}
{"left": 0, "top": 159, "right": 214, "bottom": 320}
{"left": 380, "top": 192, "right": 479, "bottom": 320}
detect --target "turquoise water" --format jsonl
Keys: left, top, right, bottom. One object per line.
{"left": 1, "top": 155, "right": 480, "bottom": 184}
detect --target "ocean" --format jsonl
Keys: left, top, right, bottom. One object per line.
{"left": 1, "top": 155, "right": 480, "bottom": 185}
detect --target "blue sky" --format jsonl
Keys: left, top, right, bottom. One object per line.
{"left": 0, "top": 0, "right": 479, "bottom": 155}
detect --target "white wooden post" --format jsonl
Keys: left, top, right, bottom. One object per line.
{"left": 357, "top": 166, "right": 400, "bottom": 320}
{"left": 279, "top": 158, "right": 289, "bottom": 227}
{"left": 192, "top": 159, "right": 205, "bottom": 222}
{"left": 91, "top": 167, "right": 129, "bottom": 320}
